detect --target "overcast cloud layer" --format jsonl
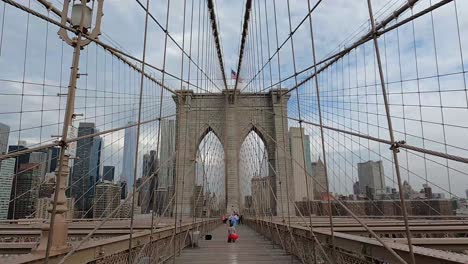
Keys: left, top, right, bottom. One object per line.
{"left": 0, "top": 0, "right": 467, "bottom": 198}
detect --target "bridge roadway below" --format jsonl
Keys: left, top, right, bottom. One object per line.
{"left": 175, "top": 224, "right": 300, "bottom": 264}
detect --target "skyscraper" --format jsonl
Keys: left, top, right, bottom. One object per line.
{"left": 8, "top": 163, "right": 41, "bottom": 219}
{"left": 157, "top": 120, "right": 176, "bottom": 215}
{"left": 141, "top": 150, "right": 158, "bottom": 214}
{"left": 312, "top": 159, "right": 327, "bottom": 200}
{"left": 71, "top": 122, "right": 100, "bottom": 218}
{"left": 142, "top": 150, "right": 158, "bottom": 178}
{"left": 46, "top": 147, "right": 61, "bottom": 174}
{"left": 29, "top": 151, "right": 48, "bottom": 179}
{"left": 0, "top": 122, "right": 9, "bottom": 154}
{"left": 121, "top": 122, "right": 137, "bottom": 191}
{"left": 0, "top": 123, "right": 13, "bottom": 220}
{"left": 103, "top": 166, "right": 115, "bottom": 182}
{"left": 159, "top": 120, "right": 176, "bottom": 189}
{"left": 251, "top": 176, "right": 273, "bottom": 215}
{"left": 358, "top": 161, "right": 386, "bottom": 199}
{"left": 8, "top": 144, "right": 29, "bottom": 174}
{"left": 289, "top": 127, "right": 313, "bottom": 202}
{"left": 0, "top": 158, "right": 15, "bottom": 219}
{"left": 38, "top": 173, "right": 55, "bottom": 198}
{"left": 90, "top": 136, "right": 103, "bottom": 182}
{"left": 120, "top": 180, "right": 127, "bottom": 200}
{"left": 93, "top": 182, "right": 121, "bottom": 218}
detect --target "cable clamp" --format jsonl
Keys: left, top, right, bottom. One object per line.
{"left": 389, "top": 140, "right": 406, "bottom": 153}
{"left": 58, "top": 139, "right": 68, "bottom": 149}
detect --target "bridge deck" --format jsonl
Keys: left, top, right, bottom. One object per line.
{"left": 175, "top": 224, "right": 300, "bottom": 264}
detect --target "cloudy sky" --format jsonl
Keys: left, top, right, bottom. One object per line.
{"left": 0, "top": 0, "right": 467, "bottom": 200}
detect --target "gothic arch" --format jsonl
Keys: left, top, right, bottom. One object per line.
{"left": 196, "top": 124, "right": 224, "bottom": 154}
{"left": 173, "top": 89, "right": 294, "bottom": 216}
{"left": 238, "top": 123, "right": 268, "bottom": 153}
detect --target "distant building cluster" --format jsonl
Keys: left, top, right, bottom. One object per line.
{"left": 0, "top": 119, "right": 467, "bottom": 220}
{"left": 244, "top": 126, "right": 461, "bottom": 217}
{"left": 295, "top": 199, "right": 457, "bottom": 217}
{"left": 0, "top": 119, "right": 179, "bottom": 220}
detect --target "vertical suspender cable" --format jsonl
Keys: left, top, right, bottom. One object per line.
{"left": 304, "top": 0, "right": 336, "bottom": 258}
{"left": 177, "top": 0, "right": 188, "bottom": 256}
{"left": 128, "top": 0, "right": 151, "bottom": 262}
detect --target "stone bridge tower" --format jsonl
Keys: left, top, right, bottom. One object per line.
{"left": 173, "top": 89, "right": 294, "bottom": 217}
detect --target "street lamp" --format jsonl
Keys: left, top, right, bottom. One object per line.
{"left": 35, "top": 0, "right": 104, "bottom": 258}
{"left": 59, "top": 0, "right": 103, "bottom": 45}
{"left": 71, "top": 2, "right": 93, "bottom": 29}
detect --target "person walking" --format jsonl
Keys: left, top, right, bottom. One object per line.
{"left": 233, "top": 213, "right": 239, "bottom": 227}
{"left": 228, "top": 212, "right": 236, "bottom": 226}
{"left": 227, "top": 222, "right": 239, "bottom": 243}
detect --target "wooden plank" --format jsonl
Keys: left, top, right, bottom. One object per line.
{"left": 175, "top": 224, "right": 300, "bottom": 264}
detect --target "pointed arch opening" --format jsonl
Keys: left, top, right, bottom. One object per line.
{"left": 195, "top": 130, "right": 225, "bottom": 217}
{"left": 239, "top": 129, "right": 270, "bottom": 216}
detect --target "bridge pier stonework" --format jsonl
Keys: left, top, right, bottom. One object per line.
{"left": 173, "top": 89, "right": 295, "bottom": 217}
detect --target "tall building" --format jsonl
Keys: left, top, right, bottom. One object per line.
{"left": 38, "top": 173, "right": 55, "bottom": 198}
{"left": 358, "top": 160, "right": 386, "bottom": 199}
{"left": 36, "top": 197, "right": 74, "bottom": 220}
{"left": 8, "top": 144, "right": 29, "bottom": 174}
{"left": 143, "top": 150, "right": 158, "bottom": 178}
{"left": 120, "top": 180, "right": 127, "bottom": 200}
{"left": 0, "top": 158, "right": 15, "bottom": 219}
{"left": 251, "top": 176, "right": 273, "bottom": 215}
{"left": 71, "top": 122, "right": 100, "bottom": 218}
{"left": 422, "top": 184, "right": 433, "bottom": 199}
{"left": 121, "top": 122, "right": 137, "bottom": 191}
{"left": 8, "top": 163, "right": 41, "bottom": 219}
{"left": 103, "top": 166, "right": 115, "bottom": 182}
{"left": 46, "top": 147, "right": 60, "bottom": 174}
{"left": 118, "top": 197, "right": 141, "bottom": 218}
{"left": 353, "top": 181, "right": 361, "bottom": 195}
{"left": 312, "top": 159, "right": 327, "bottom": 200}
{"left": 289, "top": 127, "right": 313, "bottom": 202}
{"left": 157, "top": 120, "right": 176, "bottom": 215}
{"left": 29, "top": 151, "right": 48, "bottom": 179}
{"left": 141, "top": 150, "right": 158, "bottom": 214}
{"left": 135, "top": 178, "right": 142, "bottom": 206}
{"left": 90, "top": 136, "right": 103, "bottom": 182}
{"left": 140, "top": 177, "right": 152, "bottom": 214}
{"left": 159, "top": 120, "right": 176, "bottom": 189}
{"left": 93, "top": 182, "right": 121, "bottom": 218}
{"left": 0, "top": 122, "right": 9, "bottom": 154}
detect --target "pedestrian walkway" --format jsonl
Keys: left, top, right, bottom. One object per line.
{"left": 175, "top": 224, "right": 300, "bottom": 264}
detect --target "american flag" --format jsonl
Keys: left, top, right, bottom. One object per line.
{"left": 231, "top": 69, "right": 237, "bottom": 79}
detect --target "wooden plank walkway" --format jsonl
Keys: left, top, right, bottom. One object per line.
{"left": 175, "top": 224, "right": 300, "bottom": 264}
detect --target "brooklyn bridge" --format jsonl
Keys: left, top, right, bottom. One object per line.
{"left": 0, "top": 0, "right": 468, "bottom": 263}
